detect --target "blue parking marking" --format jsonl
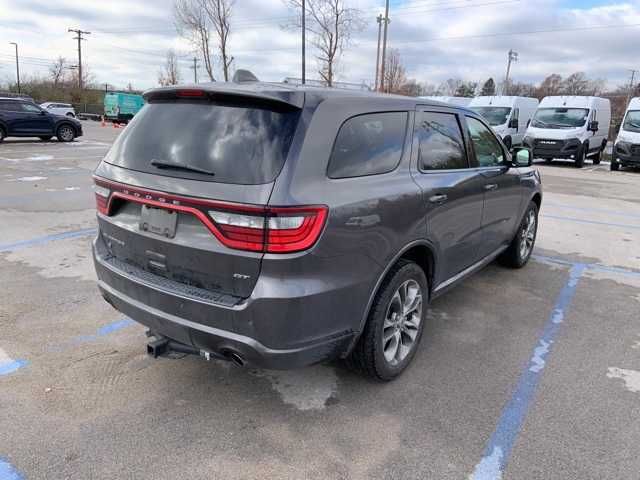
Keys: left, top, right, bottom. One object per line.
{"left": 470, "top": 263, "right": 587, "bottom": 480}
{"left": 0, "top": 228, "right": 97, "bottom": 253}
{"left": 0, "top": 359, "right": 28, "bottom": 377}
{"left": 543, "top": 214, "right": 640, "bottom": 230}
{"left": 0, "top": 458, "right": 23, "bottom": 480}
{"left": 73, "top": 318, "right": 135, "bottom": 344}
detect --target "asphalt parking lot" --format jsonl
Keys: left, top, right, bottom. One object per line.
{"left": 1, "top": 121, "right": 639, "bottom": 480}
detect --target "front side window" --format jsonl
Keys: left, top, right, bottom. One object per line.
{"left": 471, "top": 107, "right": 512, "bottom": 126}
{"left": 531, "top": 108, "right": 589, "bottom": 129}
{"left": 328, "top": 112, "right": 408, "bottom": 178}
{"left": 418, "top": 112, "right": 468, "bottom": 170}
{"left": 466, "top": 117, "right": 505, "bottom": 167}
{"left": 21, "top": 103, "right": 42, "bottom": 113}
{"left": 622, "top": 111, "right": 640, "bottom": 133}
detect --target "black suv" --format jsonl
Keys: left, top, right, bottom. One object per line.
{"left": 92, "top": 83, "right": 541, "bottom": 380}
{"left": 0, "top": 97, "right": 83, "bottom": 142}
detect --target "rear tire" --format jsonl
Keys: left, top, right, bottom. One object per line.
{"left": 0, "top": 127, "right": 5, "bottom": 142}
{"left": 611, "top": 161, "right": 620, "bottom": 171}
{"left": 345, "top": 259, "right": 428, "bottom": 381}
{"left": 592, "top": 150, "right": 601, "bottom": 165}
{"left": 503, "top": 136, "right": 512, "bottom": 150}
{"left": 499, "top": 201, "right": 538, "bottom": 269}
{"left": 56, "top": 124, "right": 76, "bottom": 142}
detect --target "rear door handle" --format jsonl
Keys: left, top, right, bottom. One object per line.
{"left": 484, "top": 183, "right": 498, "bottom": 191}
{"left": 428, "top": 194, "right": 448, "bottom": 204}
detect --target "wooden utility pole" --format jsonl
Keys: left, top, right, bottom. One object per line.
{"left": 68, "top": 28, "right": 91, "bottom": 89}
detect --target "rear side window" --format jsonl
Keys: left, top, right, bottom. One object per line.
{"left": 328, "top": 112, "right": 408, "bottom": 179}
{"left": 0, "top": 101, "right": 21, "bottom": 112}
{"left": 103, "top": 100, "right": 301, "bottom": 185}
{"left": 418, "top": 112, "right": 468, "bottom": 170}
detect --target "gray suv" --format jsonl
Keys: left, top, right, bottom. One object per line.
{"left": 92, "top": 83, "right": 541, "bottom": 380}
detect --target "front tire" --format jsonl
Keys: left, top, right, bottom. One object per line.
{"left": 0, "top": 127, "right": 5, "bottom": 143}
{"left": 611, "top": 161, "right": 620, "bottom": 171}
{"left": 499, "top": 201, "right": 538, "bottom": 268}
{"left": 56, "top": 124, "right": 76, "bottom": 142}
{"left": 346, "top": 259, "right": 428, "bottom": 381}
{"left": 575, "top": 143, "right": 586, "bottom": 168}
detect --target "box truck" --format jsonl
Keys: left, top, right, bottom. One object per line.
{"left": 469, "top": 96, "right": 539, "bottom": 149}
{"left": 104, "top": 92, "right": 145, "bottom": 123}
{"left": 611, "top": 97, "right": 640, "bottom": 171}
{"left": 524, "top": 96, "right": 610, "bottom": 168}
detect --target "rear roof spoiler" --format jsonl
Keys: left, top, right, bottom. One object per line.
{"left": 143, "top": 84, "right": 305, "bottom": 110}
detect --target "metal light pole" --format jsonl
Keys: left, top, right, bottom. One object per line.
{"left": 503, "top": 49, "right": 518, "bottom": 95}
{"left": 9, "top": 42, "right": 20, "bottom": 93}
{"left": 626, "top": 69, "right": 638, "bottom": 108}
{"left": 379, "top": 0, "right": 390, "bottom": 93}
{"left": 374, "top": 14, "right": 383, "bottom": 91}
{"left": 301, "top": 0, "right": 306, "bottom": 84}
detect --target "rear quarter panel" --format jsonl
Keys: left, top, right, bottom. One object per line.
{"left": 267, "top": 96, "right": 425, "bottom": 335}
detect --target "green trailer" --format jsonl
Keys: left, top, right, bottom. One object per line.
{"left": 104, "top": 92, "right": 145, "bottom": 123}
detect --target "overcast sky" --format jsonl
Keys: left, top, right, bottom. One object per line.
{"left": 1, "top": 0, "right": 639, "bottom": 91}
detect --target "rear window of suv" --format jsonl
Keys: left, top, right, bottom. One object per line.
{"left": 103, "top": 100, "right": 301, "bottom": 185}
{"left": 328, "top": 112, "right": 408, "bottom": 178}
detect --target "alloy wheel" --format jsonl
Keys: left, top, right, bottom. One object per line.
{"left": 58, "top": 126, "right": 74, "bottom": 142}
{"left": 519, "top": 210, "right": 536, "bottom": 259}
{"left": 382, "top": 279, "right": 423, "bottom": 366}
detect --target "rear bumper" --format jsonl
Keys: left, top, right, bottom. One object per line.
{"left": 93, "top": 236, "right": 358, "bottom": 369}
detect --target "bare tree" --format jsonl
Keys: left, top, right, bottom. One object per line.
{"left": 158, "top": 49, "right": 182, "bottom": 86}
{"left": 174, "top": 0, "right": 215, "bottom": 81}
{"left": 285, "top": 0, "right": 364, "bottom": 87}
{"left": 438, "top": 78, "right": 463, "bottom": 96}
{"left": 537, "top": 73, "right": 563, "bottom": 98}
{"left": 202, "top": 0, "right": 234, "bottom": 81}
{"left": 48, "top": 57, "right": 67, "bottom": 87}
{"left": 382, "top": 49, "right": 406, "bottom": 94}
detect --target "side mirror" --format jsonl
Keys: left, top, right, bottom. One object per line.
{"left": 511, "top": 147, "right": 532, "bottom": 167}
{"left": 39, "top": 110, "right": 47, "bottom": 115}
{"left": 508, "top": 118, "right": 518, "bottom": 129}
{"left": 588, "top": 121, "right": 599, "bottom": 132}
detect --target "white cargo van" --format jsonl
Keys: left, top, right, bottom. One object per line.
{"left": 524, "top": 96, "right": 610, "bottom": 168}
{"left": 419, "top": 96, "right": 472, "bottom": 107}
{"left": 612, "top": 97, "right": 640, "bottom": 171}
{"left": 469, "top": 96, "right": 539, "bottom": 148}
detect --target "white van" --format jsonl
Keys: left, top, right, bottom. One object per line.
{"left": 524, "top": 96, "right": 611, "bottom": 168}
{"left": 419, "top": 96, "right": 472, "bottom": 107}
{"left": 612, "top": 97, "right": 640, "bottom": 171}
{"left": 469, "top": 96, "right": 539, "bottom": 149}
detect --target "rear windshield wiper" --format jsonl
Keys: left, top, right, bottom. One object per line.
{"left": 150, "top": 159, "right": 215, "bottom": 176}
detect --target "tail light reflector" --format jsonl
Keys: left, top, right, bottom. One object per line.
{"left": 93, "top": 177, "right": 328, "bottom": 254}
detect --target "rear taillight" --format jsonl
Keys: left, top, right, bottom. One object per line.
{"left": 208, "top": 206, "right": 328, "bottom": 253}
{"left": 93, "top": 184, "right": 110, "bottom": 215}
{"left": 93, "top": 177, "right": 328, "bottom": 254}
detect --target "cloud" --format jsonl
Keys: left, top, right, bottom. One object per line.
{"left": 0, "top": 0, "right": 638, "bottom": 90}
